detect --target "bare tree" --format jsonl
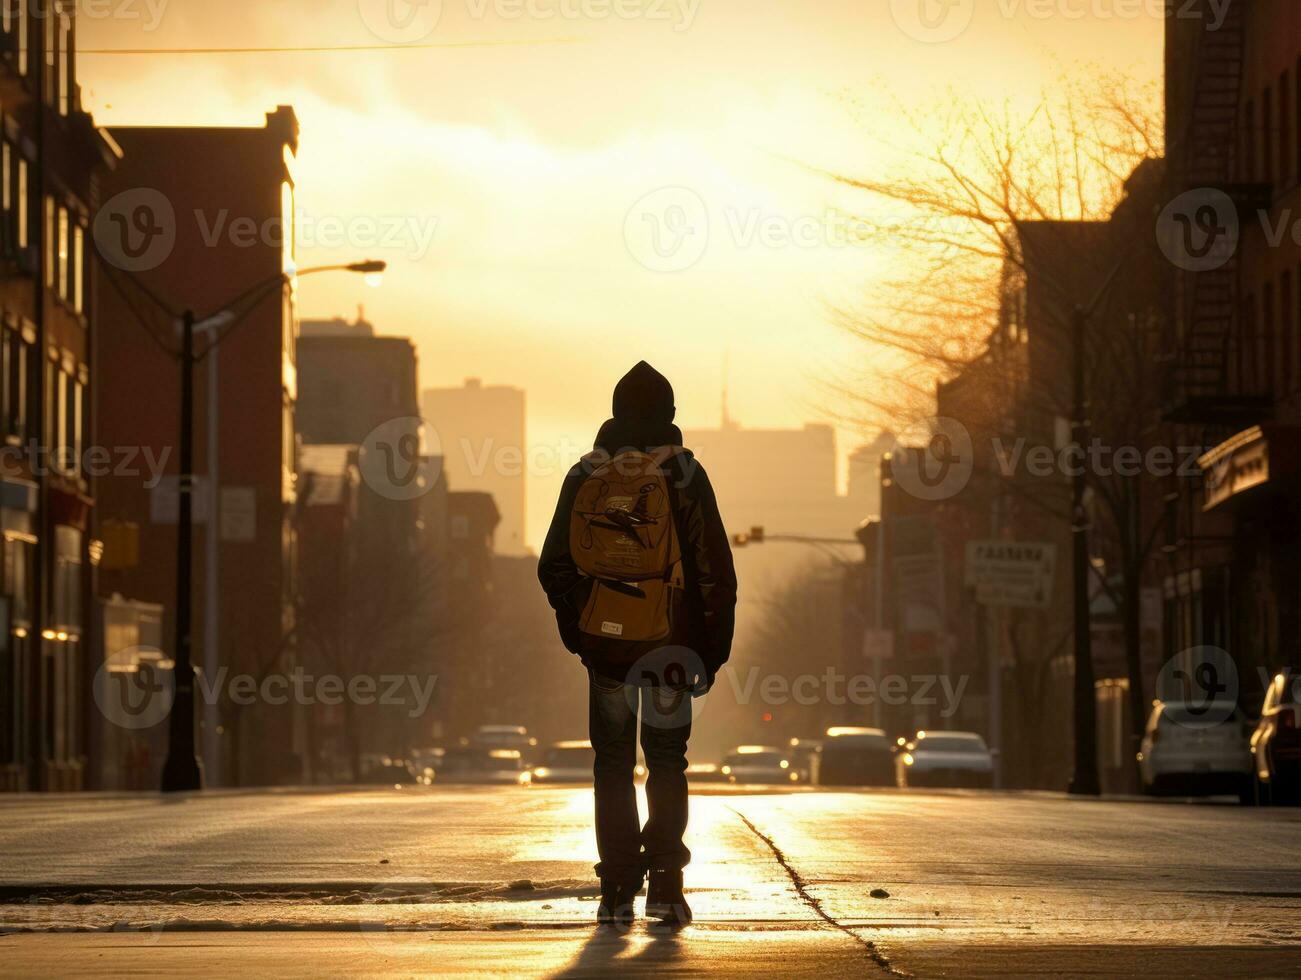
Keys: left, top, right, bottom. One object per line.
{"left": 827, "top": 71, "right": 1167, "bottom": 774}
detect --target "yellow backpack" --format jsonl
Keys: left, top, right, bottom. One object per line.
{"left": 569, "top": 448, "right": 686, "bottom": 644}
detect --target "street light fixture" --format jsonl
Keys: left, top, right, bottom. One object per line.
{"left": 99, "top": 259, "right": 387, "bottom": 793}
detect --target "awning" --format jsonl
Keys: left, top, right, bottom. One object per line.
{"left": 1198, "top": 425, "right": 1301, "bottom": 511}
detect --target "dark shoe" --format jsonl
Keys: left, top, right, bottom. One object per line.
{"left": 645, "top": 869, "right": 692, "bottom": 925}
{"left": 597, "top": 877, "right": 640, "bottom": 927}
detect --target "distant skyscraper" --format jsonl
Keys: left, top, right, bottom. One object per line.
{"left": 683, "top": 421, "right": 857, "bottom": 541}
{"left": 421, "top": 379, "right": 528, "bottom": 556}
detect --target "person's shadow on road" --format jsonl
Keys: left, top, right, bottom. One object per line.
{"left": 549, "top": 923, "right": 686, "bottom": 978}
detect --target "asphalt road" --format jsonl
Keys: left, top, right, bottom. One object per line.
{"left": 2, "top": 785, "right": 1299, "bottom": 977}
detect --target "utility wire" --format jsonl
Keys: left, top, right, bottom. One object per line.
{"left": 79, "top": 38, "right": 585, "bottom": 55}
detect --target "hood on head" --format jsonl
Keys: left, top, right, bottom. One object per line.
{"left": 613, "top": 361, "right": 675, "bottom": 424}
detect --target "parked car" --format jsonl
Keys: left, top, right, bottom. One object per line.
{"left": 819, "top": 727, "right": 894, "bottom": 786}
{"left": 1251, "top": 671, "right": 1301, "bottom": 805}
{"left": 685, "top": 762, "right": 729, "bottom": 783}
{"left": 896, "top": 731, "right": 994, "bottom": 789}
{"left": 530, "top": 740, "right": 593, "bottom": 785}
{"left": 472, "top": 725, "right": 539, "bottom": 761}
{"left": 359, "top": 757, "right": 419, "bottom": 787}
{"left": 1138, "top": 701, "right": 1253, "bottom": 804}
{"left": 786, "top": 737, "right": 823, "bottom": 784}
{"left": 720, "top": 746, "right": 800, "bottom": 785}
{"left": 435, "top": 746, "right": 532, "bottom": 785}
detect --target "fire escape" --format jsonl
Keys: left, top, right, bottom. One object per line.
{"left": 1163, "top": 0, "right": 1273, "bottom": 427}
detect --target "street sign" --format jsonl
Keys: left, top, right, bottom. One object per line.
{"left": 964, "top": 540, "right": 1056, "bottom": 609}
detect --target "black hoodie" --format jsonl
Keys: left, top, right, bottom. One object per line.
{"left": 537, "top": 362, "right": 737, "bottom": 685}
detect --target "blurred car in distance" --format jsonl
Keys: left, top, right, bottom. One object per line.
{"left": 1138, "top": 701, "right": 1253, "bottom": 804}
{"left": 721, "top": 745, "right": 800, "bottom": 785}
{"left": 1251, "top": 671, "right": 1300, "bottom": 805}
{"left": 685, "top": 762, "right": 728, "bottom": 783}
{"left": 359, "top": 757, "right": 419, "bottom": 787}
{"left": 530, "top": 740, "right": 593, "bottom": 785}
{"left": 472, "top": 725, "right": 539, "bottom": 762}
{"left": 436, "top": 746, "right": 532, "bottom": 786}
{"left": 896, "top": 731, "right": 994, "bottom": 789}
{"left": 818, "top": 727, "right": 894, "bottom": 786}
{"left": 786, "top": 737, "right": 823, "bottom": 784}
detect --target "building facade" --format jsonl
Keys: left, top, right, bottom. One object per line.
{"left": 0, "top": 2, "right": 117, "bottom": 791}
{"left": 94, "top": 108, "right": 302, "bottom": 787}
{"left": 421, "top": 379, "right": 527, "bottom": 556}
{"left": 1163, "top": 0, "right": 1301, "bottom": 707}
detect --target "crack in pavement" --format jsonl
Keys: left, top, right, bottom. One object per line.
{"left": 729, "top": 807, "right": 908, "bottom": 978}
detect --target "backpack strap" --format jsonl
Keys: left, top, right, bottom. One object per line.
{"left": 656, "top": 447, "right": 689, "bottom": 589}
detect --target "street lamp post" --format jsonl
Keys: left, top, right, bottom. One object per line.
{"left": 1066, "top": 304, "right": 1100, "bottom": 797}
{"left": 99, "top": 260, "right": 387, "bottom": 794}
{"left": 160, "top": 310, "right": 202, "bottom": 790}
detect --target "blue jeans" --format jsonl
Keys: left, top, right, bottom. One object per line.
{"left": 588, "top": 669, "right": 692, "bottom": 883}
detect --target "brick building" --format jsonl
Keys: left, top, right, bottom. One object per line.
{"left": 93, "top": 108, "right": 302, "bottom": 786}
{"left": 0, "top": 3, "right": 118, "bottom": 791}
{"left": 1162, "top": 0, "right": 1301, "bottom": 702}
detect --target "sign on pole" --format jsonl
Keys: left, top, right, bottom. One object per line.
{"left": 964, "top": 540, "right": 1056, "bottom": 609}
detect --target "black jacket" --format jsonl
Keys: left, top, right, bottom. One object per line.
{"left": 537, "top": 417, "right": 737, "bottom": 685}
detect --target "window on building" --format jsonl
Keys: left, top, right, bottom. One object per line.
{"left": 52, "top": 525, "right": 82, "bottom": 633}
{"left": 3, "top": 329, "right": 24, "bottom": 437}
{"left": 42, "top": 3, "right": 54, "bottom": 107}
{"left": 1, "top": 144, "right": 9, "bottom": 254}
{"left": 43, "top": 355, "right": 55, "bottom": 458}
{"left": 4, "top": 534, "right": 34, "bottom": 628}
{"left": 72, "top": 223, "right": 84, "bottom": 314}
{"left": 16, "top": 159, "right": 28, "bottom": 251}
{"left": 56, "top": 10, "right": 69, "bottom": 116}
{"left": 16, "top": 0, "right": 27, "bottom": 76}
{"left": 43, "top": 196, "right": 54, "bottom": 288}
{"left": 54, "top": 367, "right": 68, "bottom": 472}
{"left": 56, "top": 206, "right": 68, "bottom": 301}
{"left": 2, "top": 329, "right": 20, "bottom": 434}
{"left": 64, "top": 372, "right": 80, "bottom": 477}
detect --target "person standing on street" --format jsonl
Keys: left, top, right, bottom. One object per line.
{"left": 538, "top": 361, "right": 737, "bottom": 927}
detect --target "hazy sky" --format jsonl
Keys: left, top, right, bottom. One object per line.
{"left": 78, "top": 0, "right": 1163, "bottom": 550}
